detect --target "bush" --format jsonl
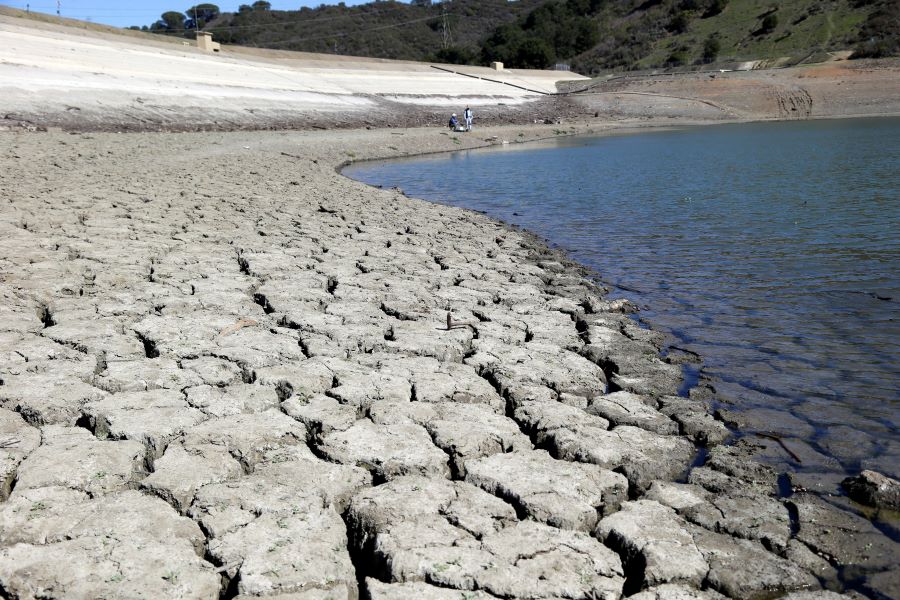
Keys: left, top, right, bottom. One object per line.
{"left": 704, "top": 0, "right": 729, "bottom": 17}
{"left": 666, "top": 49, "right": 689, "bottom": 66}
{"left": 851, "top": 2, "right": 900, "bottom": 58}
{"left": 668, "top": 11, "right": 691, "bottom": 33}
{"left": 759, "top": 13, "right": 778, "bottom": 34}
{"left": 702, "top": 35, "right": 720, "bottom": 62}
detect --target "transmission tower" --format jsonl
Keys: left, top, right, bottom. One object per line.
{"left": 440, "top": 0, "right": 452, "bottom": 50}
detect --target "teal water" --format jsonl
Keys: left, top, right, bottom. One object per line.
{"left": 344, "top": 118, "right": 900, "bottom": 484}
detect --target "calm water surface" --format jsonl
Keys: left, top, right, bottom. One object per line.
{"left": 345, "top": 119, "right": 900, "bottom": 485}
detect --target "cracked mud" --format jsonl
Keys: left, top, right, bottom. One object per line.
{"left": 0, "top": 125, "right": 897, "bottom": 599}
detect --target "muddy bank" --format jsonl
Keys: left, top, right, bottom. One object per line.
{"left": 1, "top": 123, "right": 897, "bottom": 599}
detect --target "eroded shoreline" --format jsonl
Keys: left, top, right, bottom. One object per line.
{"left": 1, "top": 123, "right": 897, "bottom": 599}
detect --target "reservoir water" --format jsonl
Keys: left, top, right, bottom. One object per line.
{"left": 344, "top": 118, "right": 900, "bottom": 489}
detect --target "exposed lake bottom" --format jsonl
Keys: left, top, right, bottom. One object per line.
{"left": 346, "top": 118, "right": 900, "bottom": 492}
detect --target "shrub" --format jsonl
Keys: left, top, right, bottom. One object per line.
{"left": 702, "top": 35, "right": 720, "bottom": 62}
{"left": 759, "top": 13, "right": 778, "bottom": 34}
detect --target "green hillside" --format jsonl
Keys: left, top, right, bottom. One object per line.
{"left": 137, "top": 0, "right": 898, "bottom": 73}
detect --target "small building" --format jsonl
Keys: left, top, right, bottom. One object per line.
{"left": 196, "top": 32, "right": 220, "bottom": 53}
{"left": 490, "top": 61, "right": 504, "bottom": 71}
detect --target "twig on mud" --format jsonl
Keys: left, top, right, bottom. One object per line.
{"left": 218, "top": 318, "right": 259, "bottom": 337}
{"left": 0, "top": 437, "right": 20, "bottom": 449}
{"left": 755, "top": 432, "right": 802, "bottom": 463}
{"left": 445, "top": 312, "right": 476, "bottom": 331}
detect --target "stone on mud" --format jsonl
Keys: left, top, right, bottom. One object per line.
{"left": 841, "top": 469, "right": 900, "bottom": 510}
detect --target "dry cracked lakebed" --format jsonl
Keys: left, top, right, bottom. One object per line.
{"left": 0, "top": 125, "right": 897, "bottom": 599}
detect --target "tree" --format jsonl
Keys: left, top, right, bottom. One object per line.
{"left": 668, "top": 11, "right": 691, "bottom": 33}
{"left": 161, "top": 10, "right": 186, "bottom": 30}
{"left": 251, "top": 0, "right": 271, "bottom": 9}
{"left": 759, "top": 13, "right": 778, "bottom": 34}
{"left": 704, "top": 0, "right": 729, "bottom": 17}
{"left": 514, "top": 38, "right": 554, "bottom": 68}
{"left": 702, "top": 35, "right": 720, "bottom": 62}
{"left": 185, "top": 3, "right": 220, "bottom": 29}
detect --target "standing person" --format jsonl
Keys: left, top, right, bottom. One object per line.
{"left": 464, "top": 106, "right": 473, "bottom": 132}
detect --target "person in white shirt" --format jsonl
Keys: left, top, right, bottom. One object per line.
{"left": 464, "top": 107, "right": 473, "bottom": 132}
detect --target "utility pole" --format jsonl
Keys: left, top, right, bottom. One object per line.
{"left": 440, "top": 0, "right": 452, "bottom": 50}
{"left": 56, "top": 0, "right": 60, "bottom": 16}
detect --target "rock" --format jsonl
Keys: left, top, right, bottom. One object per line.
{"left": 596, "top": 500, "right": 708, "bottom": 590}
{"left": 0, "top": 408, "right": 41, "bottom": 499}
{"left": 842, "top": 470, "right": 900, "bottom": 510}
{"left": 514, "top": 398, "right": 695, "bottom": 493}
{"left": 587, "top": 391, "right": 678, "bottom": 435}
{"left": 318, "top": 419, "right": 449, "bottom": 482}
{"left": 466, "top": 449, "right": 627, "bottom": 530}
{"left": 83, "top": 389, "right": 208, "bottom": 460}
{"left": 12, "top": 425, "right": 145, "bottom": 496}
{"left": 690, "top": 525, "right": 819, "bottom": 599}
{"left": 790, "top": 493, "right": 900, "bottom": 573}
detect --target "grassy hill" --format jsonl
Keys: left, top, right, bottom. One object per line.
{"left": 184, "top": 0, "right": 545, "bottom": 62}
{"left": 139, "top": 0, "right": 897, "bottom": 73}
